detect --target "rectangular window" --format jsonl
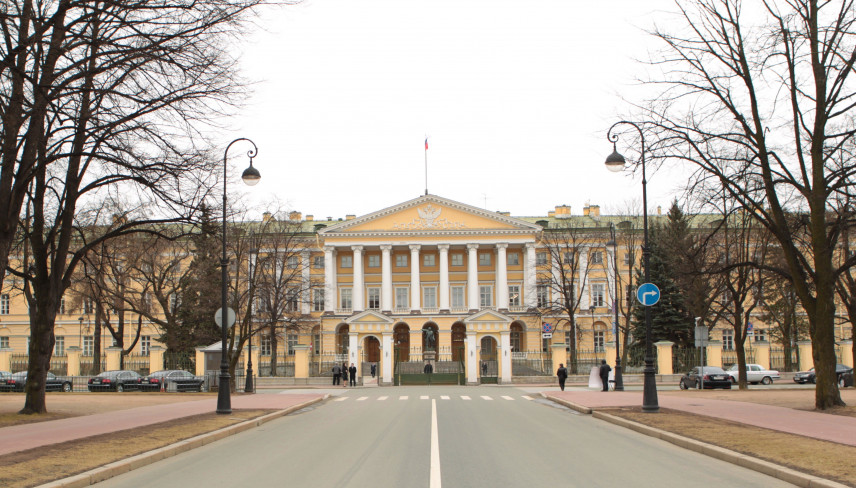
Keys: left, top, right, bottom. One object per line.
{"left": 479, "top": 285, "right": 493, "bottom": 308}
{"left": 423, "top": 287, "right": 437, "bottom": 309}
{"left": 368, "top": 255, "right": 380, "bottom": 268}
{"left": 722, "top": 329, "right": 734, "bottom": 350}
{"left": 0, "top": 336, "right": 8, "bottom": 349}
{"left": 255, "top": 297, "right": 270, "bottom": 314}
{"left": 368, "top": 288, "right": 381, "bottom": 310}
{"left": 260, "top": 335, "right": 272, "bottom": 355}
{"left": 285, "top": 288, "right": 298, "bottom": 312}
{"left": 314, "top": 331, "right": 321, "bottom": 355}
{"left": 141, "top": 336, "right": 151, "bottom": 356}
{"left": 537, "top": 284, "right": 549, "bottom": 308}
{"left": 423, "top": 254, "right": 436, "bottom": 266}
{"left": 83, "top": 336, "right": 93, "bottom": 356}
{"left": 451, "top": 286, "right": 465, "bottom": 308}
{"left": 340, "top": 288, "right": 352, "bottom": 309}
{"left": 0, "top": 294, "right": 8, "bottom": 315}
{"left": 594, "top": 331, "right": 605, "bottom": 352}
{"left": 395, "top": 287, "right": 409, "bottom": 309}
{"left": 55, "top": 336, "right": 65, "bottom": 356}
{"left": 313, "top": 256, "right": 325, "bottom": 269}
{"left": 395, "top": 254, "right": 408, "bottom": 267}
{"left": 563, "top": 252, "right": 574, "bottom": 265}
{"left": 479, "top": 253, "right": 491, "bottom": 266}
{"left": 507, "top": 253, "right": 519, "bottom": 266}
{"left": 536, "top": 252, "right": 548, "bottom": 265}
{"left": 169, "top": 293, "right": 180, "bottom": 313}
{"left": 84, "top": 298, "right": 94, "bottom": 314}
{"left": 287, "top": 333, "right": 298, "bottom": 355}
{"left": 590, "top": 251, "right": 603, "bottom": 265}
{"left": 451, "top": 253, "right": 463, "bottom": 266}
{"left": 341, "top": 255, "right": 352, "bottom": 268}
{"left": 59, "top": 297, "right": 66, "bottom": 315}
{"left": 313, "top": 289, "right": 325, "bottom": 311}
{"left": 755, "top": 328, "right": 766, "bottom": 342}
{"left": 623, "top": 253, "right": 631, "bottom": 266}
{"left": 508, "top": 285, "right": 521, "bottom": 307}
{"left": 591, "top": 283, "right": 605, "bottom": 307}
{"left": 287, "top": 256, "right": 298, "bottom": 269}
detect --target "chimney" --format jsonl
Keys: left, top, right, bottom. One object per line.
{"left": 262, "top": 212, "right": 272, "bottom": 222}
{"left": 583, "top": 205, "right": 590, "bottom": 216}
{"left": 589, "top": 205, "right": 600, "bottom": 218}
{"left": 289, "top": 211, "right": 302, "bottom": 221}
{"left": 346, "top": 214, "right": 356, "bottom": 221}
{"left": 306, "top": 215, "right": 314, "bottom": 221}
{"left": 555, "top": 205, "right": 571, "bottom": 219}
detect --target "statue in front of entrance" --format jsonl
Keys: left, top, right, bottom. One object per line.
{"left": 422, "top": 327, "right": 436, "bottom": 350}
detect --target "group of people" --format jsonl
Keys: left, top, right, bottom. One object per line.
{"left": 555, "top": 359, "right": 612, "bottom": 392}
{"left": 332, "top": 362, "right": 378, "bottom": 387}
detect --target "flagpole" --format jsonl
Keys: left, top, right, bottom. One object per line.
{"left": 424, "top": 136, "right": 428, "bottom": 195}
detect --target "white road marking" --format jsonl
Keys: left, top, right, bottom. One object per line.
{"left": 481, "top": 395, "right": 493, "bottom": 401}
{"left": 399, "top": 396, "right": 409, "bottom": 400}
{"left": 421, "top": 395, "right": 429, "bottom": 400}
{"left": 461, "top": 395, "right": 471, "bottom": 400}
{"left": 440, "top": 395, "right": 450, "bottom": 400}
{"left": 357, "top": 396, "right": 368, "bottom": 401}
{"left": 522, "top": 395, "right": 533, "bottom": 400}
{"left": 378, "top": 396, "right": 388, "bottom": 401}
{"left": 501, "top": 396, "right": 514, "bottom": 400}
{"left": 334, "top": 397, "right": 347, "bottom": 402}
{"left": 430, "top": 399, "right": 441, "bottom": 488}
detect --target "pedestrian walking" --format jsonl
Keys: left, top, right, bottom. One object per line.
{"left": 599, "top": 359, "right": 612, "bottom": 392}
{"left": 370, "top": 363, "right": 376, "bottom": 378}
{"left": 348, "top": 363, "right": 357, "bottom": 387}
{"left": 341, "top": 362, "right": 348, "bottom": 387}
{"left": 481, "top": 361, "right": 488, "bottom": 376}
{"left": 332, "top": 364, "right": 341, "bottom": 385}
{"left": 556, "top": 363, "right": 568, "bottom": 391}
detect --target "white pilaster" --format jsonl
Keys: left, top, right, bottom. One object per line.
{"left": 301, "top": 250, "right": 311, "bottom": 314}
{"left": 381, "top": 245, "right": 393, "bottom": 313}
{"left": 466, "top": 331, "right": 478, "bottom": 384}
{"left": 496, "top": 243, "right": 509, "bottom": 310}
{"left": 348, "top": 332, "right": 359, "bottom": 378}
{"left": 524, "top": 243, "right": 537, "bottom": 309}
{"left": 410, "top": 245, "right": 421, "bottom": 312}
{"left": 500, "top": 330, "right": 512, "bottom": 384}
{"left": 352, "top": 246, "right": 364, "bottom": 313}
{"left": 438, "top": 244, "right": 450, "bottom": 311}
{"left": 579, "top": 249, "right": 589, "bottom": 309}
{"left": 324, "top": 247, "right": 336, "bottom": 314}
{"left": 467, "top": 244, "right": 479, "bottom": 311}
{"left": 382, "top": 332, "right": 393, "bottom": 384}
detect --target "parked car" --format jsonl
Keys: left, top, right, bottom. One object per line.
{"left": 139, "top": 370, "right": 204, "bottom": 392}
{"left": 0, "top": 371, "right": 72, "bottom": 392}
{"left": 679, "top": 366, "right": 732, "bottom": 390}
{"left": 0, "top": 371, "right": 10, "bottom": 381}
{"left": 725, "top": 364, "right": 781, "bottom": 385}
{"left": 87, "top": 370, "right": 143, "bottom": 392}
{"left": 841, "top": 371, "right": 854, "bottom": 388}
{"left": 793, "top": 364, "right": 854, "bottom": 384}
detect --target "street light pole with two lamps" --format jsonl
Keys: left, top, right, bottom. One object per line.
{"left": 216, "top": 138, "right": 261, "bottom": 415}
{"left": 605, "top": 121, "right": 658, "bottom": 412}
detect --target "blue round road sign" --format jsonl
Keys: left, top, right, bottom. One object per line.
{"left": 636, "top": 283, "right": 661, "bottom": 306}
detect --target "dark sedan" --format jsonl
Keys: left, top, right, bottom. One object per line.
{"left": 679, "top": 366, "right": 732, "bottom": 390}
{"left": 139, "top": 370, "right": 204, "bottom": 392}
{"left": 793, "top": 364, "right": 854, "bottom": 384}
{"left": 0, "top": 371, "right": 72, "bottom": 392}
{"left": 88, "top": 370, "right": 143, "bottom": 392}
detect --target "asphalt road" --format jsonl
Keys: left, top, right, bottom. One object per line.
{"left": 93, "top": 386, "right": 796, "bottom": 488}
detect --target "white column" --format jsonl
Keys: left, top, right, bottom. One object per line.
{"left": 381, "top": 245, "right": 393, "bottom": 313}
{"left": 348, "top": 332, "right": 359, "bottom": 378}
{"left": 466, "top": 331, "right": 478, "bottom": 385}
{"left": 579, "top": 249, "right": 589, "bottom": 309}
{"left": 352, "top": 246, "right": 364, "bottom": 313}
{"left": 500, "top": 330, "right": 512, "bottom": 384}
{"left": 410, "top": 245, "right": 421, "bottom": 312}
{"left": 438, "top": 244, "right": 450, "bottom": 312}
{"left": 524, "top": 243, "right": 537, "bottom": 309}
{"left": 324, "top": 247, "right": 336, "bottom": 314}
{"left": 467, "top": 244, "right": 479, "bottom": 311}
{"left": 496, "top": 243, "right": 508, "bottom": 310}
{"left": 301, "top": 250, "right": 311, "bottom": 314}
{"left": 382, "top": 332, "right": 393, "bottom": 384}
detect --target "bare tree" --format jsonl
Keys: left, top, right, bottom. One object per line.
{"left": 640, "top": 0, "right": 856, "bottom": 408}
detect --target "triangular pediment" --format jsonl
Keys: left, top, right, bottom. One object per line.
{"left": 319, "top": 194, "right": 542, "bottom": 236}
{"left": 464, "top": 309, "right": 513, "bottom": 324}
{"left": 345, "top": 310, "right": 394, "bottom": 325}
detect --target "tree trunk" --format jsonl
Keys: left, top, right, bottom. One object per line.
{"left": 811, "top": 286, "right": 843, "bottom": 409}
{"left": 21, "top": 299, "right": 57, "bottom": 414}
{"left": 269, "top": 323, "right": 278, "bottom": 376}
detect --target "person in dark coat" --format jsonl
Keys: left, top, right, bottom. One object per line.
{"left": 341, "top": 362, "right": 348, "bottom": 387}
{"left": 423, "top": 362, "right": 433, "bottom": 374}
{"left": 332, "top": 364, "right": 341, "bottom": 385}
{"left": 370, "top": 363, "right": 376, "bottom": 378}
{"left": 599, "top": 359, "right": 612, "bottom": 392}
{"left": 556, "top": 363, "right": 568, "bottom": 391}
{"left": 348, "top": 363, "right": 357, "bottom": 387}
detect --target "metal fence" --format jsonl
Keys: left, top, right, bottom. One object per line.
{"left": 672, "top": 347, "right": 702, "bottom": 374}
{"left": 511, "top": 350, "right": 553, "bottom": 376}
{"left": 80, "top": 354, "right": 107, "bottom": 375}
{"left": 720, "top": 349, "right": 755, "bottom": 369}
{"left": 259, "top": 354, "right": 294, "bottom": 377}
{"left": 311, "top": 353, "right": 342, "bottom": 377}
{"left": 770, "top": 347, "right": 800, "bottom": 371}
{"left": 123, "top": 354, "right": 151, "bottom": 375}
{"left": 164, "top": 351, "right": 195, "bottom": 372}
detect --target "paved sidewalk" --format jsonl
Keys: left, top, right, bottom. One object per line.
{"left": 0, "top": 392, "right": 325, "bottom": 456}
{"left": 542, "top": 388, "right": 856, "bottom": 447}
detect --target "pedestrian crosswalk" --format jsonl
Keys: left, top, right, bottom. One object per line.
{"left": 332, "top": 394, "right": 535, "bottom": 402}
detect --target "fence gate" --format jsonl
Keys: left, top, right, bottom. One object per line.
{"left": 479, "top": 336, "right": 499, "bottom": 384}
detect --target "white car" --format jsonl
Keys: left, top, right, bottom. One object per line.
{"left": 726, "top": 364, "right": 781, "bottom": 385}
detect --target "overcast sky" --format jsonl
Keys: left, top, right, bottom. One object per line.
{"left": 225, "top": 0, "right": 687, "bottom": 220}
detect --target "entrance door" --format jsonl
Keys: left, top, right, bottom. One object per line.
{"left": 364, "top": 337, "right": 380, "bottom": 362}
{"left": 451, "top": 324, "right": 466, "bottom": 362}
{"left": 480, "top": 336, "right": 498, "bottom": 384}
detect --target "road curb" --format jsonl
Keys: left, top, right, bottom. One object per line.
{"left": 36, "top": 395, "right": 328, "bottom": 488}
{"left": 539, "top": 392, "right": 592, "bottom": 414}
{"left": 589, "top": 410, "right": 849, "bottom": 488}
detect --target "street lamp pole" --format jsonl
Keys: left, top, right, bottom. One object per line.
{"left": 607, "top": 223, "right": 624, "bottom": 391}
{"left": 246, "top": 237, "right": 257, "bottom": 394}
{"left": 605, "top": 121, "right": 658, "bottom": 412}
{"left": 217, "top": 138, "right": 261, "bottom": 415}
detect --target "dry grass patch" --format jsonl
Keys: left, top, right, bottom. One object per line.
{"left": 0, "top": 409, "right": 273, "bottom": 488}
{"left": 604, "top": 407, "right": 856, "bottom": 487}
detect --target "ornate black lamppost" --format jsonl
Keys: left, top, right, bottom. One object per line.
{"left": 245, "top": 239, "right": 257, "bottom": 394}
{"left": 606, "top": 223, "right": 624, "bottom": 391}
{"left": 605, "top": 121, "right": 658, "bottom": 412}
{"left": 217, "top": 138, "right": 261, "bottom": 415}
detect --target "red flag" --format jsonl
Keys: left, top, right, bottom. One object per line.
{"left": 425, "top": 138, "right": 428, "bottom": 150}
